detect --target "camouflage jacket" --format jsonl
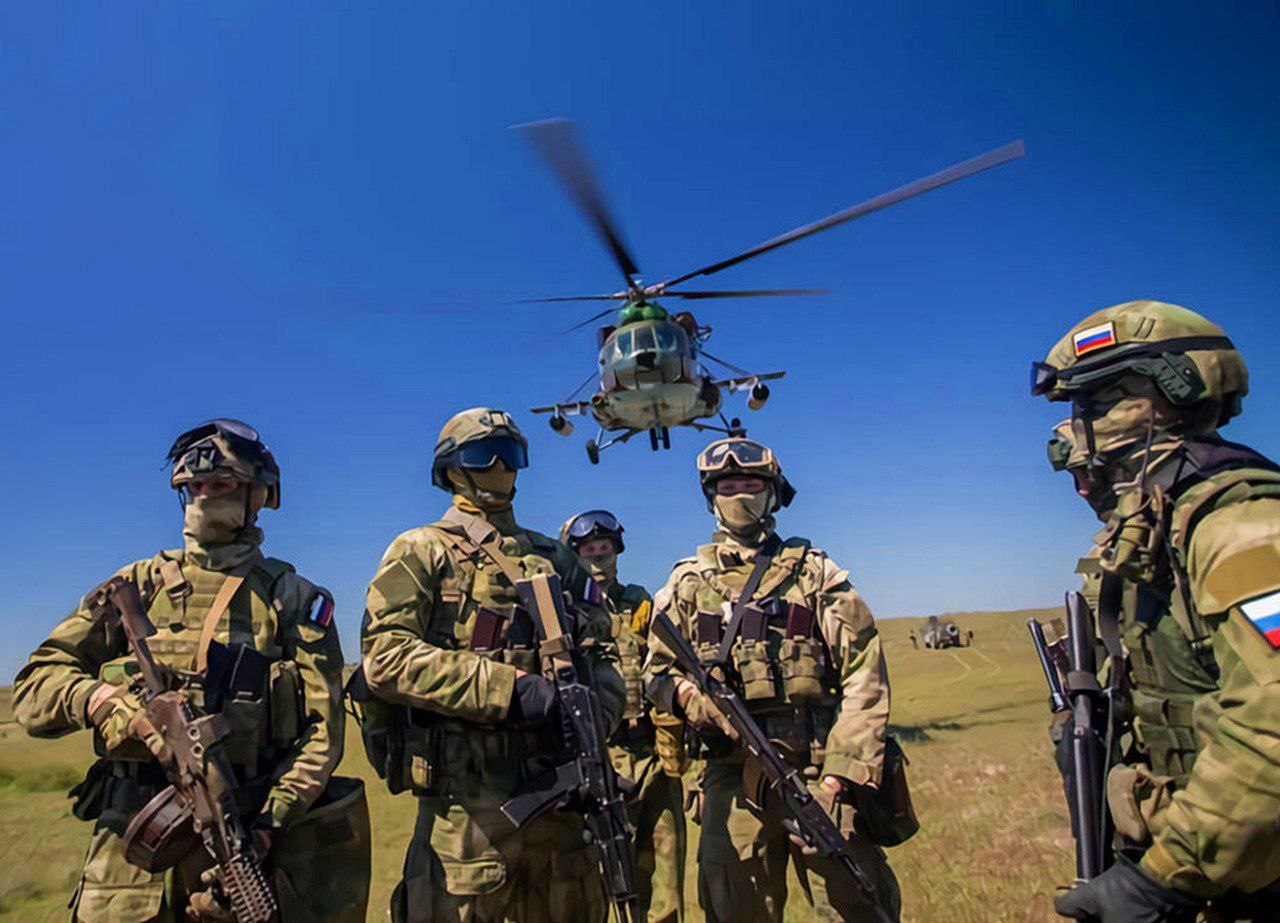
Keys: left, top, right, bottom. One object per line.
{"left": 645, "top": 530, "right": 889, "bottom": 787}
{"left": 13, "top": 549, "right": 344, "bottom": 829}
{"left": 360, "top": 505, "right": 626, "bottom": 740}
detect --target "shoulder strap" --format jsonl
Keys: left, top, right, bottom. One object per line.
{"left": 713, "top": 533, "right": 783, "bottom": 667}
{"left": 440, "top": 506, "right": 526, "bottom": 585}
{"left": 193, "top": 564, "right": 253, "bottom": 673}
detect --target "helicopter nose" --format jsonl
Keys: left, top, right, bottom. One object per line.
{"left": 636, "top": 350, "right": 658, "bottom": 369}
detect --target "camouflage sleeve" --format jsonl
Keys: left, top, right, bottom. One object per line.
{"left": 1140, "top": 497, "right": 1280, "bottom": 897}
{"left": 262, "top": 574, "right": 345, "bottom": 829}
{"left": 360, "top": 531, "right": 518, "bottom": 724}
{"left": 642, "top": 561, "right": 699, "bottom": 714}
{"left": 811, "top": 551, "right": 890, "bottom": 787}
{"left": 554, "top": 544, "right": 627, "bottom": 732}
{"left": 12, "top": 561, "right": 149, "bottom": 738}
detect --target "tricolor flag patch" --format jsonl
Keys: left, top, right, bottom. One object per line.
{"left": 307, "top": 593, "right": 335, "bottom": 628}
{"left": 1240, "top": 590, "right": 1280, "bottom": 650}
{"left": 1073, "top": 321, "right": 1117, "bottom": 357}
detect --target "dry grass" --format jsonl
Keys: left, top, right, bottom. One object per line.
{"left": 0, "top": 609, "right": 1073, "bottom": 921}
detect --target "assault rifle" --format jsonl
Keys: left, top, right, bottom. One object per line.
{"left": 104, "top": 577, "right": 278, "bottom": 923}
{"left": 649, "top": 609, "right": 893, "bottom": 923}
{"left": 500, "top": 574, "right": 640, "bottom": 923}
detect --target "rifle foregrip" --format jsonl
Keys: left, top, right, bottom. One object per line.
{"left": 221, "top": 850, "right": 278, "bottom": 923}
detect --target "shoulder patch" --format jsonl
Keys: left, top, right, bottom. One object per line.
{"left": 306, "top": 591, "right": 336, "bottom": 629}
{"left": 1239, "top": 591, "right": 1280, "bottom": 650}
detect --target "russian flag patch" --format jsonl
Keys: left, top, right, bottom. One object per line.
{"left": 307, "top": 593, "right": 335, "bottom": 628}
{"left": 1073, "top": 321, "right": 1117, "bottom": 357}
{"left": 1240, "top": 590, "right": 1280, "bottom": 650}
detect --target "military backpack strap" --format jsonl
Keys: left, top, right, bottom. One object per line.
{"left": 712, "top": 532, "right": 782, "bottom": 668}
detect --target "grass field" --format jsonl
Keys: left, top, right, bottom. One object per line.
{"left": 0, "top": 609, "right": 1073, "bottom": 921}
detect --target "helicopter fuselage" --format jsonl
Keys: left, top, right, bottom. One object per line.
{"left": 589, "top": 316, "right": 721, "bottom": 431}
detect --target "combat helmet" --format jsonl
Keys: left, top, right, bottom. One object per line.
{"left": 167, "top": 418, "right": 281, "bottom": 508}
{"left": 696, "top": 437, "right": 796, "bottom": 511}
{"left": 1031, "top": 301, "right": 1248, "bottom": 433}
{"left": 560, "top": 509, "right": 626, "bottom": 553}
{"left": 431, "top": 407, "right": 529, "bottom": 491}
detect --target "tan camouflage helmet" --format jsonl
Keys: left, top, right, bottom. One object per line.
{"left": 696, "top": 437, "right": 795, "bottom": 510}
{"left": 430, "top": 407, "right": 529, "bottom": 490}
{"left": 1031, "top": 301, "right": 1248, "bottom": 429}
{"left": 167, "top": 418, "right": 281, "bottom": 508}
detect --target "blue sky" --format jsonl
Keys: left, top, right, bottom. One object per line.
{"left": 3, "top": 3, "right": 1278, "bottom": 678}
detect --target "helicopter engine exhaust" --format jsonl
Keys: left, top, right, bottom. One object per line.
{"left": 748, "top": 382, "right": 770, "bottom": 411}
{"left": 549, "top": 413, "right": 574, "bottom": 436}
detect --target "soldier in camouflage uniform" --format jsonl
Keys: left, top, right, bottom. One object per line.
{"left": 644, "top": 437, "right": 901, "bottom": 922}
{"left": 560, "top": 509, "right": 687, "bottom": 922}
{"left": 1032, "top": 302, "right": 1280, "bottom": 921}
{"left": 13, "top": 418, "right": 369, "bottom": 922}
{"left": 359, "top": 408, "right": 627, "bottom": 923}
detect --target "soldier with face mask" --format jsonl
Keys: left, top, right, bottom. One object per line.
{"left": 644, "top": 437, "right": 904, "bottom": 922}
{"left": 1032, "top": 302, "right": 1280, "bottom": 922}
{"left": 13, "top": 419, "right": 370, "bottom": 922}
{"left": 560, "top": 510, "right": 687, "bottom": 923}
{"left": 359, "top": 408, "right": 627, "bottom": 923}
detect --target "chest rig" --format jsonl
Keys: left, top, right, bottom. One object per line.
{"left": 96, "top": 551, "right": 302, "bottom": 781}
{"left": 685, "top": 536, "right": 836, "bottom": 763}
{"left": 606, "top": 582, "right": 654, "bottom": 735}
{"left": 1100, "top": 439, "right": 1280, "bottom": 783}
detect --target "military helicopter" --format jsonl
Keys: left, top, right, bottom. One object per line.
{"left": 517, "top": 118, "right": 1024, "bottom": 463}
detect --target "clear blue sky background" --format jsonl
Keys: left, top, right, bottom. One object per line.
{"left": 3, "top": 3, "right": 1278, "bottom": 679}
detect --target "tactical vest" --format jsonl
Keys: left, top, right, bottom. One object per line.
{"left": 606, "top": 582, "right": 652, "bottom": 726}
{"left": 1105, "top": 442, "right": 1280, "bottom": 785}
{"left": 683, "top": 536, "right": 836, "bottom": 764}
{"left": 355, "top": 514, "right": 589, "bottom": 795}
{"left": 92, "top": 551, "right": 305, "bottom": 801}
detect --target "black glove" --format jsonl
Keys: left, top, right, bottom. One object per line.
{"left": 1054, "top": 858, "right": 1202, "bottom": 923}
{"left": 509, "top": 673, "right": 560, "bottom": 729}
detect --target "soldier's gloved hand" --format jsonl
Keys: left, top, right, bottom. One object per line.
{"left": 1054, "top": 858, "right": 1202, "bottom": 923}
{"left": 509, "top": 673, "right": 561, "bottom": 729}
{"left": 88, "top": 683, "right": 172, "bottom": 764}
{"left": 676, "top": 684, "right": 739, "bottom": 740}
{"left": 186, "top": 870, "right": 233, "bottom": 922}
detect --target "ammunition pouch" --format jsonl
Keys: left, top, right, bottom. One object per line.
{"left": 778, "top": 637, "right": 826, "bottom": 704}
{"left": 205, "top": 641, "right": 273, "bottom": 771}
{"left": 470, "top": 606, "right": 540, "bottom": 674}
{"left": 733, "top": 639, "right": 776, "bottom": 701}
{"left": 345, "top": 666, "right": 439, "bottom": 797}
{"left": 851, "top": 735, "right": 919, "bottom": 846}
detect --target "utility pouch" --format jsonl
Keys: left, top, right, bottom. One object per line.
{"left": 852, "top": 735, "right": 919, "bottom": 846}
{"left": 206, "top": 642, "right": 272, "bottom": 769}
{"left": 345, "top": 666, "right": 438, "bottom": 796}
{"left": 733, "top": 639, "right": 777, "bottom": 701}
{"left": 778, "top": 638, "right": 826, "bottom": 704}
{"left": 269, "top": 660, "right": 303, "bottom": 749}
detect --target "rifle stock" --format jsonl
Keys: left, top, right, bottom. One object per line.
{"left": 103, "top": 577, "right": 278, "bottom": 923}
{"left": 650, "top": 609, "right": 893, "bottom": 923}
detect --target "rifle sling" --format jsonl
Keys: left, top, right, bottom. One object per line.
{"left": 194, "top": 568, "right": 251, "bottom": 674}
{"left": 713, "top": 533, "right": 783, "bottom": 668}
{"left": 443, "top": 507, "right": 527, "bottom": 585}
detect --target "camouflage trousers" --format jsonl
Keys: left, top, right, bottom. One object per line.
{"left": 696, "top": 760, "right": 901, "bottom": 923}
{"left": 69, "top": 776, "right": 370, "bottom": 922}
{"left": 395, "top": 788, "right": 609, "bottom": 923}
{"left": 610, "top": 743, "right": 687, "bottom": 923}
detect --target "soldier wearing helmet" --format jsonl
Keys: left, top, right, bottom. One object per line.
{"left": 13, "top": 419, "right": 370, "bottom": 922}
{"left": 560, "top": 509, "right": 688, "bottom": 922}
{"left": 358, "top": 408, "right": 626, "bottom": 922}
{"left": 644, "top": 437, "right": 905, "bottom": 921}
{"left": 1032, "top": 302, "right": 1280, "bottom": 921}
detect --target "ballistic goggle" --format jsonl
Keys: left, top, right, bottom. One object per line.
{"left": 448, "top": 436, "right": 529, "bottom": 471}
{"left": 565, "top": 509, "right": 622, "bottom": 541}
{"left": 1030, "top": 336, "right": 1233, "bottom": 399}
{"left": 697, "top": 438, "right": 775, "bottom": 475}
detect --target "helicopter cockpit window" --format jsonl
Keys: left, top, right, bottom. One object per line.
{"left": 632, "top": 327, "right": 656, "bottom": 353}
{"left": 614, "top": 330, "right": 633, "bottom": 358}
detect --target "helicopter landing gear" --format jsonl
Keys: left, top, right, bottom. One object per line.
{"left": 647, "top": 427, "right": 672, "bottom": 451}
{"left": 585, "top": 440, "right": 600, "bottom": 465}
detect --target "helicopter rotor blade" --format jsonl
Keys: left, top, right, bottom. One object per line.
{"left": 561, "top": 306, "right": 619, "bottom": 335}
{"left": 514, "top": 117, "right": 642, "bottom": 286}
{"left": 656, "top": 139, "right": 1025, "bottom": 289}
{"left": 511, "top": 294, "right": 631, "bottom": 304}
{"left": 658, "top": 288, "right": 826, "bottom": 300}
